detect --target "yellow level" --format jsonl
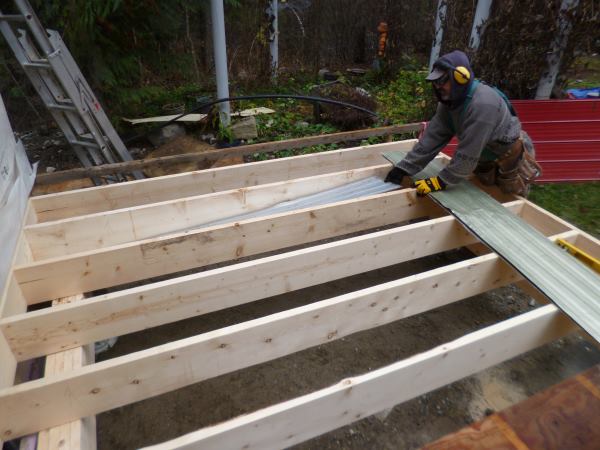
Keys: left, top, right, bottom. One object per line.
{"left": 556, "top": 239, "right": 600, "bottom": 274}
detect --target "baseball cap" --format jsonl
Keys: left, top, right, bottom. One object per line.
{"left": 426, "top": 66, "right": 447, "bottom": 81}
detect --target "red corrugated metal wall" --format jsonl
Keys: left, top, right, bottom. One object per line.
{"left": 441, "top": 99, "right": 600, "bottom": 182}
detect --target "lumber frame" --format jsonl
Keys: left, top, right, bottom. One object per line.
{"left": 0, "top": 242, "right": 550, "bottom": 438}
{"left": 142, "top": 304, "right": 575, "bottom": 450}
{"left": 3, "top": 203, "right": 525, "bottom": 360}
{"left": 29, "top": 140, "right": 417, "bottom": 223}
{"left": 24, "top": 165, "right": 391, "bottom": 260}
{"left": 14, "top": 188, "right": 442, "bottom": 304}
{"left": 1, "top": 137, "right": 598, "bottom": 448}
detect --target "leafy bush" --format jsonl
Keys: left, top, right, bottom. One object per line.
{"left": 376, "top": 70, "right": 436, "bottom": 124}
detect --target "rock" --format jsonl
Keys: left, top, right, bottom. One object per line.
{"left": 318, "top": 68, "right": 330, "bottom": 79}
{"left": 231, "top": 116, "right": 258, "bottom": 140}
{"left": 295, "top": 121, "right": 309, "bottom": 128}
{"left": 45, "top": 166, "right": 56, "bottom": 173}
{"left": 528, "top": 299, "right": 536, "bottom": 307}
{"left": 148, "top": 123, "right": 186, "bottom": 147}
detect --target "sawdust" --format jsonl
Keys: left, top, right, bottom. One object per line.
{"left": 468, "top": 369, "right": 529, "bottom": 419}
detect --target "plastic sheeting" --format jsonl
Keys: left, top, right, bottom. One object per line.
{"left": 0, "top": 95, "right": 36, "bottom": 293}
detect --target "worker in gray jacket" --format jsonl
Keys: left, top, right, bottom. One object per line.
{"left": 386, "top": 50, "right": 541, "bottom": 196}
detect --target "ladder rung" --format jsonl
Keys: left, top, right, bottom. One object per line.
{"left": 69, "top": 139, "right": 101, "bottom": 150}
{"left": 0, "top": 14, "right": 26, "bottom": 22}
{"left": 23, "top": 61, "right": 51, "bottom": 69}
{"left": 47, "top": 103, "right": 77, "bottom": 112}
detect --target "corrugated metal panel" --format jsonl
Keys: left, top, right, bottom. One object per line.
{"left": 203, "top": 177, "right": 399, "bottom": 228}
{"left": 437, "top": 99, "right": 600, "bottom": 182}
{"left": 512, "top": 99, "right": 600, "bottom": 121}
{"left": 445, "top": 141, "right": 600, "bottom": 161}
{"left": 443, "top": 141, "right": 600, "bottom": 182}
{"left": 383, "top": 150, "right": 600, "bottom": 342}
{"left": 522, "top": 121, "right": 600, "bottom": 141}
{"left": 447, "top": 122, "right": 600, "bottom": 144}
{"left": 534, "top": 161, "right": 600, "bottom": 182}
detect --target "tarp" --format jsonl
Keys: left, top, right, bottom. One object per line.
{"left": 0, "top": 95, "right": 36, "bottom": 294}
{"left": 566, "top": 87, "right": 600, "bottom": 99}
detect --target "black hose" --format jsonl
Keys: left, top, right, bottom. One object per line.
{"left": 124, "top": 94, "right": 380, "bottom": 145}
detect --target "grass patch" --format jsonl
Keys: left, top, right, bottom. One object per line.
{"left": 566, "top": 55, "right": 600, "bottom": 89}
{"left": 529, "top": 182, "right": 599, "bottom": 237}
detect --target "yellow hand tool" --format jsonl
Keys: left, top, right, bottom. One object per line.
{"left": 556, "top": 238, "right": 600, "bottom": 274}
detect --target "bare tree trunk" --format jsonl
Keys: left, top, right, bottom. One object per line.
{"left": 468, "top": 0, "right": 493, "bottom": 52}
{"left": 535, "top": 0, "right": 579, "bottom": 99}
{"left": 429, "top": 0, "right": 448, "bottom": 70}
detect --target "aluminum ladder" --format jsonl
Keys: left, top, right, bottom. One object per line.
{"left": 0, "top": 0, "right": 142, "bottom": 179}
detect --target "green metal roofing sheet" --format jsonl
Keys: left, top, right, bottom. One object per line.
{"left": 383, "top": 151, "right": 600, "bottom": 342}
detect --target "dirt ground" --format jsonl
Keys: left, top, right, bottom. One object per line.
{"left": 94, "top": 240, "right": 600, "bottom": 450}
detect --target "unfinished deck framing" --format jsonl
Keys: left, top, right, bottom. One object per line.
{"left": 0, "top": 139, "right": 598, "bottom": 449}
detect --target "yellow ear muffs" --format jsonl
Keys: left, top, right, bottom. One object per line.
{"left": 453, "top": 66, "right": 471, "bottom": 85}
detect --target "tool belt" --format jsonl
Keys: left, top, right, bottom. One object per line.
{"left": 474, "top": 133, "right": 542, "bottom": 196}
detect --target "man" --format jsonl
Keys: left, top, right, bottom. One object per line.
{"left": 386, "top": 50, "right": 541, "bottom": 196}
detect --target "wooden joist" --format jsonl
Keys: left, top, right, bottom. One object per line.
{"left": 25, "top": 166, "right": 394, "bottom": 259}
{"left": 141, "top": 304, "right": 575, "bottom": 450}
{"left": 4, "top": 204, "right": 530, "bottom": 361}
{"left": 15, "top": 188, "right": 441, "bottom": 304}
{"left": 0, "top": 241, "right": 561, "bottom": 439}
{"left": 29, "top": 141, "right": 416, "bottom": 223}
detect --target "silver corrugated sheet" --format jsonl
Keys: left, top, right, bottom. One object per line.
{"left": 383, "top": 150, "right": 600, "bottom": 342}
{"left": 203, "top": 176, "right": 399, "bottom": 227}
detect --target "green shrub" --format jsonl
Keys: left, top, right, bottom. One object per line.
{"left": 376, "top": 70, "right": 436, "bottom": 124}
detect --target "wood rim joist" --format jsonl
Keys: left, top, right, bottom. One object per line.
{"left": 27, "top": 140, "right": 416, "bottom": 223}
{"left": 1, "top": 139, "right": 598, "bottom": 448}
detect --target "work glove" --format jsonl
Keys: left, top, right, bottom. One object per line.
{"left": 384, "top": 166, "right": 407, "bottom": 185}
{"left": 414, "top": 176, "right": 446, "bottom": 196}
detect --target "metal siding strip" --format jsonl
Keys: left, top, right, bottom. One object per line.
{"left": 383, "top": 151, "right": 600, "bottom": 341}
{"left": 512, "top": 99, "right": 600, "bottom": 121}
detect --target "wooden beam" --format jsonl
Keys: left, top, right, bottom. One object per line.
{"left": 30, "top": 140, "right": 416, "bottom": 223}
{"left": 15, "top": 189, "right": 443, "bottom": 304}
{"left": 0, "top": 247, "right": 531, "bottom": 439}
{"left": 4, "top": 207, "right": 505, "bottom": 360}
{"left": 5, "top": 223, "right": 577, "bottom": 362}
{"left": 519, "top": 201, "right": 573, "bottom": 237}
{"left": 33, "top": 124, "right": 422, "bottom": 186}
{"left": 575, "top": 233, "right": 600, "bottom": 259}
{"left": 25, "top": 165, "right": 390, "bottom": 260}
{"left": 141, "top": 305, "right": 574, "bottom": 450}
{"left": 0, "top": 222, "right": 32, "bottom": 448}
{"left": 36, "top": 296, "right": 96, "bottom": 450}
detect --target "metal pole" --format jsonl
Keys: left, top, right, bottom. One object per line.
{"left": 268, "top": 0, "right": 278, "bottom": 80}
{"left": 210, "top": 0, "right": 231, "bottom": 126}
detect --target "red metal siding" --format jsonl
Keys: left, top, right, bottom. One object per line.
{"left": 440, "top": 100, "right": 600, "bottom": 182}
